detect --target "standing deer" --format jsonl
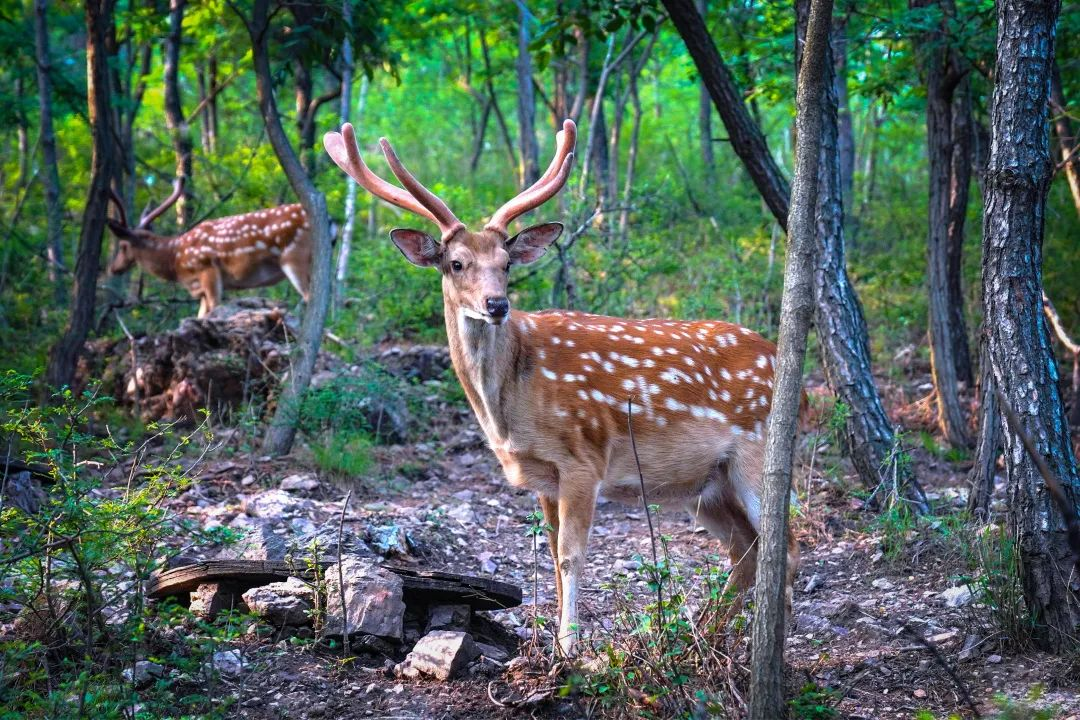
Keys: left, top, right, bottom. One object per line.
{"left": 107, "top": 181, "right": 313, "bottom": 318}
{"left": 324, "top": 120, "right": 796, "bottom": 654}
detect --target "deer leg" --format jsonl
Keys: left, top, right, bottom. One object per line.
{"left": 537, "top": 493, "right": 562, "bottom": 614}
{"left": 555, "top": 483, "right": 597, "bottom": 656}
{"left": 198, "top": 267, "right": 223, "bottom": 318}
{"left": 280, "top": 244, "right": 311, "bottom": 303}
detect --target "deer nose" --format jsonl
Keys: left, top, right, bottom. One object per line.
{"left": 485, "top": 297, "right": 510, "bottom": 318}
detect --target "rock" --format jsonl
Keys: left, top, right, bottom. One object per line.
{"left": 475, "top": 642, "right": 510, "bottom": 663}
{"left": 366, "top": 524, "right": 411, "bottom": 558}
{"left": 324, "top": 557, "right": 406, "bottom": 641}
{"left": 241, "top": 489, "right": 312, "bottom": 519}
{"left": 913, "top": 688, "right": 927, "bottom": 699}
{"left": 427, "top": 604, "right": 471, "bottom": 633}
{"left": 217, "top": 516, "right": 288, "bottom": 561}
{"left": 803, "top": 574, "right": 824, "bottom": 594}
{"left": 871, "top": 578, "right": 894, "bottom": 590}
{"left": 210, "top": 649, "right": 244, "bottom": 677}
{"left": 446, "top": 504, "right": 476, "bottom": 525}
{"left": 240, "top": 474, "right": 257, "bottom": 487}
{"left": 295, "top": 523, "right": 374, "bottom": 559}
{"left": 242, "top": 578, "right": 314, "bottom": 626}
{"left": 189, "top": 582, "right": 243, "bottom": 620}
{"left": 477, "top": 552, "right": 497, "bottom": 575}
{"left": 796, "top": 614, "right": 834, "bottom": 634}
{"left": 987, "top": 654, "right": 1003, "bottom": 664}
{"left": 376, "top": 345, "right": 451, "bottom": 383}
{"left": 122, "top": 660, "right": 164, "bottom": 688}
{"left": 938, "top": 584, "right": 975, "bottom": 608}
{"left": 401, "top": 631, "right": 479, "bottom": 681}
{"left": 280, "top": 473, "right": 319, "bottom": 492}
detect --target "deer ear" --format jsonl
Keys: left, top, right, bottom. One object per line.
{"left": 506, "top": 222, "right": 563, "bottom": 265}
{"left": 389, "top": 228, "right": 441, "bottom": 268}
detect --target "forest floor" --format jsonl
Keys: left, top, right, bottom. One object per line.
{"left": 140, "top": 363, "right": 1080, "bottom": 720}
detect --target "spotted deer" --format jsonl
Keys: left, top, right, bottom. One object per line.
{"left": 107, "top": 181, "right": 314, "bottom": 318}
{"left": 324, "top": 119, "right": 796, "bottom": 654}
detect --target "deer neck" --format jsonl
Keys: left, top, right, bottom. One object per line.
{"left": 132, "top": 238, "right": 179, "bottom": 282}
{"left": 443, "top": 289, "right": 524, "bottom": 448}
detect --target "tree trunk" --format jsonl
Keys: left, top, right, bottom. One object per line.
{"left": 948, "top": 78, "right": 975, "bottom": 386}
{"left": 749, "top": 0, "right": 830, "bottom": 715}
{"left": 47, "top": 0, "right": 117, "bottom": 389}
{"left": 663, "top": 0, "right": 792, "bottom": 230}
{"left": 833, "top": 13, "right": 854, "bottom": 212}
{"left": 479, "top": 32, "right": 520, "bottom": 174}
{"left": 240, "top": 0, "right": 334, "bottom": 457}
{"left": 695, "top": 0, "right": 715, "bottom": 187}
{"left": 163, "top": 0, "right": 192, "bottom": 226}
{"left": 35, "top": 0, "right": 65, "bottom": 303}
{"left": 208, "top": 56, "right": 219, "bottom": 154}
{"left": 800, "top": 1, "right": 928, "bottom": 509}
{"left": 516, "top": 4, "right": 539, "bottom": 188}
{"left": 911, "top": 0, "right": 971, "bottom": 448}
{"left": 15, "top": 75, "right": 29, "bottom": 187}
{"left": 984, "top": 0, "right": 1078, "bottom": 653}
{"left": 196, "top": 65, "right": 212, "bottom": 155}
{"left": 335, "top": 8, "right": 369, "bottom": 310}
{"left": 968, "top": 326, "right": 1000, "bottom": 518}
{"left": 1050, "top": 60, "right": 1080, "bottom": 218}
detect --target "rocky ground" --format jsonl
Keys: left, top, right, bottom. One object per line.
{"left": 134, "top": 364, "right": 1080, "bottom": 720}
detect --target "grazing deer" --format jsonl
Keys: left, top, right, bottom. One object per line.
{"left": 107, "top": 181, "right": 313, "bottom": 318}
{"left": 324, "top": 120, "right": 796, "bottom": 654}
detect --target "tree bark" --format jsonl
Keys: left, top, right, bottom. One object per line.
{"left": 911, "top": 0, "right": 972, "bottom": 449}
{"left": 35, "top": 0, "right": 65, "bottom": 302}
{"left": 695, "top": 0, "right": 715, "bottom": 187}
{"left": 948, "top": 78, "right": 975, "bottom": 386}
{"left": 967, "top": 326, "right": 1000, "bottom": 518}
{"left": 335, "top": 7, "right": 369, "bottom": 310}
{"left": 748, "top": 0, "right": 830, "bottom": 715}
{"left": 1050, "top": 60, "right": 1080, "bottom": 218}
{"left": 833, "top": 13, "right": 854, "bottom": 212}
{"left": 163, "top": 0, "right": 193, "bottom": 226}
{"left": 239, "top": 0, "right": 334, "bottom": 457}
{"left": 47, "top": 0, "right": 116, "bottom": 389}
{"left": 516, "top": 3, "right": 539, "bottom": 188}
{"left": 663, "top": 0, "right": 791, "bottom": 230}
{"left": 983, "top": 0, "right": 1078, "bottom": 653}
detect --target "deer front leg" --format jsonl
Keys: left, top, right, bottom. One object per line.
{"left": 537, "top": 494, "right": 562, "bottom": 614}
{"left": 556, "top": 484, "right": 597, "bottom": 656}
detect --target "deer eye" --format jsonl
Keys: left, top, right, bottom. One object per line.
{"left": 450, "top": 260, "right": 463, "bottom": 273}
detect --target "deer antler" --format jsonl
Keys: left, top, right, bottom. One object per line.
{"left": 486, "top": 119, "right": 577, "bottom": 236}
{"left": 107, "top": 188, "right": 130, "bottom": 230}
{"left": 324, "top": 123, "right": 464, "bottom": 240}
{"left": 138, "top": 178, "right": 186, "bottom": 229}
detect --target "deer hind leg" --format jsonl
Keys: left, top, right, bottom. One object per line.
{"left": 537, "top": 493, "right": 563, "bottom": 615}
{"left": 689, "top": 467, "right": 761, "bottom": 616}
{"left": 280, "top": 243, "right": 311, "bottom": 303}
{"left": 555, "top": 481, "right": 598, "bottom": 656}
{"left": 196, "top": 267, "right": 223, "bottom": 319}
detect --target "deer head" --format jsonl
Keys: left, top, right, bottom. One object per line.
{"left": 106, "top": 179, "right": 185, "bottom": 275}
{"left": 324, "top": 121, "right": 576, "bottom": 325}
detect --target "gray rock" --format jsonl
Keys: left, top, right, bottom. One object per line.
{"left": 280, "top": 473, "right": 319, "bottom": 492}
{"left": 217, "top": 516, "right": 287, "bottom": 561}
{"left": 210, "top": 649, "right": 244, "bottom": 677}
{"left": 475, "top": 642, "right": 510, "bottom": 662}
{"left": 427, "top": 604, "right": 471, "bottom": 633}
{"left": 938, "top": 584, "right": 975, "bottom": 608}
{"left": 294, "top": 523, "right": 375, "bottom": 560}
{"left": 123, "top": 660, "right": 164, "bottom": 688}
{"left": 242, "top": 578, "right": 314, "bottom": 626}
{"left": 324, "top": 557, "right": 405, "bottom": 641}
{"left": 402, "top": 631, "right": 479, "bottom": 681}
{"left": 241, "top": 489, "right": 312, "bottom": 519}
{"left": 367, "top": 524, "right": 411, "bottom": 558}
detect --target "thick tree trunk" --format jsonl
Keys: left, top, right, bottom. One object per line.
{"left": 35, "top": 0, "right": 65, "bottom": 302}
{"left": 1050, "top": 61, "right": 1080, "bottom": 218}
{"left": 665, "top": 0, "right": 791, "bottom": 228}
{"left": 948, "top": 79, "right": 975, "bottom": 386}
{"left": 241, "top": 0, "right": 334, "bottom": 457}
{"left": 748, "top": 0, "right": 830, "bottom": 715}
{"left": 833, "top": 14, "right": 854, "bottom": 211}
{"left": 163, "top": 0, "right": 192, "bottom": 226}
{"left": 516, "top": 4, "right": 539, "bottom": 188}
{"left": 967, "top": 327, "right": 1000, "bottom": 518}
{"left": 983, "top": 0, "right": 1079, "bottom": 653}
{"left": 695, "top": 0, "right": 715, "bottom": 187}
{"left": 911, "top": 0, "right": 972, "bottom": 448}
{"left": 47, "top": 0, "right": 116, "bottom": 389}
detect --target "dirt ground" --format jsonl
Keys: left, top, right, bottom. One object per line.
{"left": 152, "top": 371, "right": 1080, "bottom": 720}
